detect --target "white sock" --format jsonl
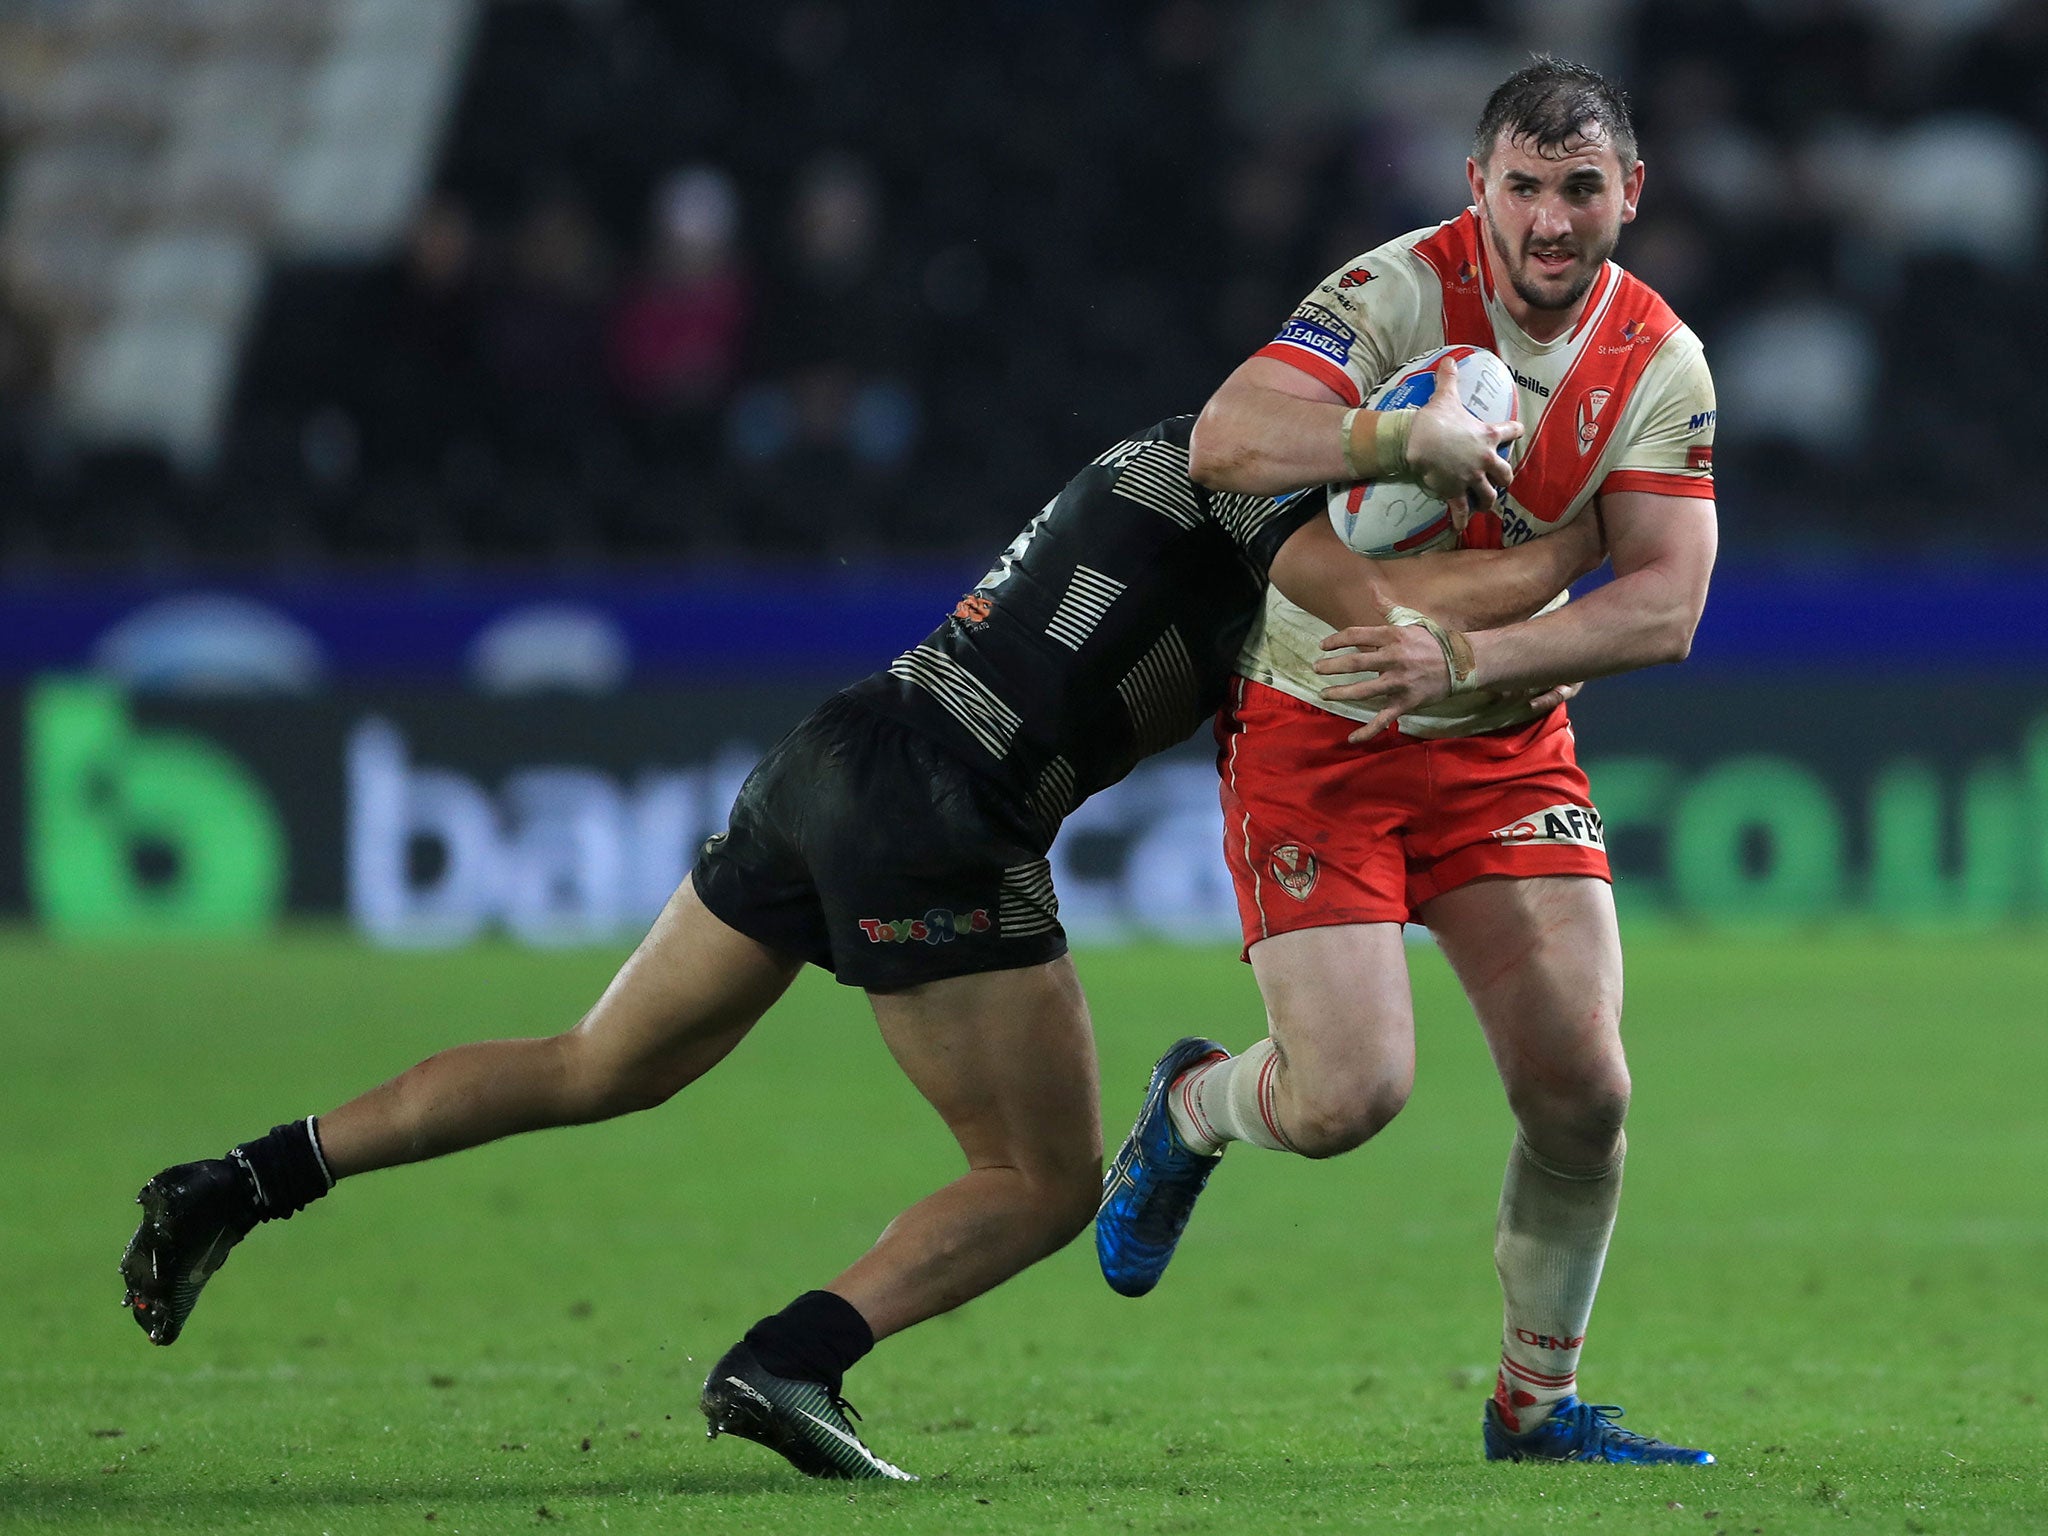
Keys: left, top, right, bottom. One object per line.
{"left": 1491, "top": 1130, "right": 1624, "bottom": 1432}
{"left": 1165, "top": 1039, "right": 1298, "bottom": 1155}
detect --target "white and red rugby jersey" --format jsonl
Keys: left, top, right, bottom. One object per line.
{"left": 1239, "top": 207, "right": 1716, "bottom": 737}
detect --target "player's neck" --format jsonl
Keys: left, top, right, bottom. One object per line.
{"left": 1495, "top": 288, "right": 1585, "bottom": 347}
{"left": 1471, "top": 212, "right": 1592, "bottom": 346}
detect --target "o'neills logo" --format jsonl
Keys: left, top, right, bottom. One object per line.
{"left": 1515, "top": 1328, "right": 1587, "bottom": 1351}
{"left": 1575, "top": 388, "right": 1612, "bottom": 455}
{"left": 1270, "top": 844, "right": 1318, "bottom": 900}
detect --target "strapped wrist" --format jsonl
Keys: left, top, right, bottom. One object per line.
{"left": 1385, "top": 604, "right": 1479, "bottom": 694}
{"left": 1341, "top": 407, "right": 1415, "bottom": 482}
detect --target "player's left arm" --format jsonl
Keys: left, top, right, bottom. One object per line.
{"left": 1313, "top": 489, "right": 1715, "bottom": 732}
{"left": 1458, "top": 487, "right": 1715, "bottom": 691}
{"left": 1315, "top": 332, "right": 1716, "bottom": 732}
{"left": 1424, "top": 329, "right": 1718, "bottom": 694}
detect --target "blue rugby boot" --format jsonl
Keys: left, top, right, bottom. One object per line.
{"left": 1483, "top": 1395, "right": 1715, "bottom": 1464}
{"left": 1095, "top": 1037, "right": 1229, "bottom": 1297}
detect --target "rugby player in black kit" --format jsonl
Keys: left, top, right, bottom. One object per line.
{"left": 119, "top": 364, "right": 1588, "bottom": 1482}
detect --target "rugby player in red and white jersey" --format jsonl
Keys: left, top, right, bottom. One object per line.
{"left": 1095, "top": 58, "right": 1719, "bottom": 1465}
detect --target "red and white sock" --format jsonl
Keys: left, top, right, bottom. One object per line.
{"left": 1491, "top": 1131, "right": 1625, "bottom": 1432}
{"left": 1164, "top": 1039, "right": 1297, "bottom": 1155}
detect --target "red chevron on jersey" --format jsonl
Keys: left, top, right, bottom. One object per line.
{"left": 1413, "top": 212, "right": 1497, "bottom": 355}
{"left": 1414, "top": 211, "right": 1681, "bottom": 526}
{"left": 1510, "top": 276, "right": 1680, "bottom": 522}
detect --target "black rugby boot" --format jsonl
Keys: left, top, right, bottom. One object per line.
{"left": 700, "top": 1341, "right": 915, "bottom": 1481}
{"left": 119, "top": 1160, "right": 259, "bottom": 1345}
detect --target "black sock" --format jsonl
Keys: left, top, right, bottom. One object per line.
{"left": 229, "top": 1118, "right": 335, "bottom": 1222}
{"left": 742, "top": 1290, "right": 875, "bottom": 1393}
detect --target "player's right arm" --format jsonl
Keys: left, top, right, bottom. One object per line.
{"left": 1188, "top": 250, "right": 1518, "bottom": 509}
{"left": 1192, "top": 356, "right": 1519, "bottom": 513}
{"left": 1189, "top": 356, "right": 1355, "bottom": 493}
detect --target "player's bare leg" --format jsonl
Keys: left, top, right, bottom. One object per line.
{"left": 1423, "top": 873, "right": 1709, "bottom": 1463}
{"left": 702, "top": 955, "right": 1101, "bottom": 1479}
{"left": 1218, "top": 922, "right": 1417, "bottom": 1156}
{"left": 121, "top": 878, "right": 799, "bottom": 1345}
{"left": 318, "top": 878, "right": 799, "bottom": 1175}
{"left": 840, "top": 955, "right": 1102, "bottom": 1335}
{"left": 1098, "top": 921, "right": 1416, "bottom": 1296}
{"left": 1424, "top": 874, "right": 1628, "bottom": 1170}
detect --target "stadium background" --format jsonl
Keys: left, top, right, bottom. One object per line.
{"left": 3, "top": 0, "right": 2047, "bottom": 941}
{"left": 4, "top": 2, "right": 2045, "bottom": 1532}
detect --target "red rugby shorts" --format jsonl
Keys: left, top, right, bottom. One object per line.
{"left": 1216, "top": 678, "right": 1610, "bottom": 948}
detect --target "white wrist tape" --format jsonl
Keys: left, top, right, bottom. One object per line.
{"left": 1385, "top": 604, "right": 1479, "bottom": 694}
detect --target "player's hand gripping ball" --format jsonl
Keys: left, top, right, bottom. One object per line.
{"left": 1328, "top": 345, "right": 1519, "bottom": 557}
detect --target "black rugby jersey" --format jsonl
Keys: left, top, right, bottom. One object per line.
{"left": 847, "top": 417, "right": 1320, "bottom": 843}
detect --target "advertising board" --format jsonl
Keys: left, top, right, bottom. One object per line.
{"left": 8, "top": 676, "right": 2047, "bottom": 944}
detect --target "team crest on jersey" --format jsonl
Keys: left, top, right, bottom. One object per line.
{"left": 1490, "top": 803, "right": 1605, "bottom": 850}
{"left": 1575, "top": 388, "right": 1612, "bottom": 455}
{"left": 1269, "top": 843, "right": 1318, "bottom": 900}
{"left": 1337, "top": 266, "right": 1374, "bottom": 289}
{"left": 1456, "top": 258, "right": 1478, "bottom": 284}
{"left": 953, "top": 593, "right": 992, "bottom": 626}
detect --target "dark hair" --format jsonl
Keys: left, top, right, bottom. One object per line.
{"left": 1473, "top": 56, "right": 1637, "bottom": 170}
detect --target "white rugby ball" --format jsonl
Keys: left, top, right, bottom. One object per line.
{"left": 1328, "top": 345, "right": 1519, "bottom": 559}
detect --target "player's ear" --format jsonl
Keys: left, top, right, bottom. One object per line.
{"left": 1620, "top": 158, "right": 1644, "bottom": 224}
{"left": 1466, "top": 155, "right": 1486, "bottom": 206}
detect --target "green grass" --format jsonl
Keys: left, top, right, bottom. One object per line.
{"left": 3, "top": 929, "right": 2044, "bottom": 1534}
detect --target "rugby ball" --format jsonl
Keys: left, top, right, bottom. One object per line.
{"left": 1328, "top": 345, "right": 1519, "bottom": 558}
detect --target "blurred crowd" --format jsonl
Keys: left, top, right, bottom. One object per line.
{"left": 1, "top": 0, "right": 2043, "bottom": 567}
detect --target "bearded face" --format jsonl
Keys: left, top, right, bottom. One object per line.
{"left": 1471, "top": 127, "right": 1641, "bottom": 323}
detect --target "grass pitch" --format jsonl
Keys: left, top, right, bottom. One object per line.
{"left": 3, "top": 929, "right": 2044, "bottom": 1534}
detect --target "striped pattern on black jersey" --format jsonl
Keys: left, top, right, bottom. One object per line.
{"left": 1116, "top": 624, "right": 1200, "bottom": 758}
{"left": 1109, "top": 441, "right": 1203, "bottom": 529}
{"left": 1211, "top": 489, "right": 1302, "bottom": 550}
{"left": 1092, "top": 438, "right": 1148, "bottom": 470}
{"left": 1026, "top": 754, "right": 1078, "bottom": 841}
{"left": 888, "top": 644, "right": 1022, "bottom": 760}
{"left": 999, "top": 858, "right": 1060, "bottom": 937}
{"left": 1045, "top": 565, "right": 1127, "bottom": 651}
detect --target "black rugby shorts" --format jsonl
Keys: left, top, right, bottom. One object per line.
{"left": 691, "top": 692, "right": 1067, "bottom": 990}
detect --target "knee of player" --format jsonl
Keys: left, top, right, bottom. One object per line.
{"left": 1573, "top": 1058, "right": 1632, "bottom": 1134}
{"left": 1289, "top": 1074, "right": 1411, "bottom": 1159}
{"left": 1578, "top": 1075, "right": 1632, "bottom": 1146}
{"left": 1023, "top": 1149, "right": 1103, "bottom": 1246}
{"left": 557, "top": 1028, "right": 680, "bottom": 1119}
{"left": 1515, "top": 1072, "right": 1630, "bottom": 1161}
